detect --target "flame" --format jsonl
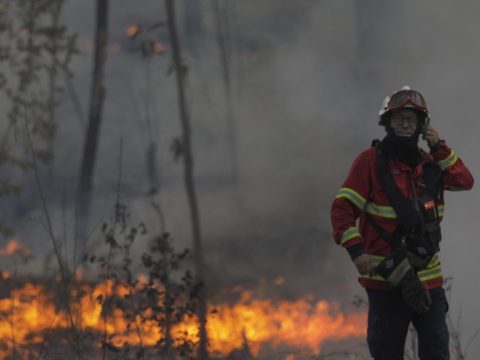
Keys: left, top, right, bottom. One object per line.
{"left": 153, "top": 42, "right": 166, "bottom": 54}
{"left": 204, "top": 290, "right": 365, "bottom": 357}
{"left": 125, "top": 24, "right": 140, "bottom": 38}
{"left": 0, "top": 240, "right": 30, "bottom": 257}
{"left": 0, "top": 280, "right": 366, "bottom": 359}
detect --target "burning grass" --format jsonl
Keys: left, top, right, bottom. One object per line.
{"left": 0, "top": 219, "right": 366, "bottom": 359}
{"left": 0, "top": 273, "right": 366, "bottom": 359}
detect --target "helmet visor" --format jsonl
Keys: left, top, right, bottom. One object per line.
{"left": 388, "top": 90, "right": 427, "bottom": 111}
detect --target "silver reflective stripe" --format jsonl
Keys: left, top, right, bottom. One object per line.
{"left": 361, "top": 254, "right": 442, "bottom": 283}
{"left": 335, "top": 187, "right": 367, "bottom": 210}
{"left": 386, "top": 258, "right": 411, "bottom": 286}
{"left": 340, "top": 226, "right": 361, "bottom": 245}
{"left": 365, "top": 202, "right": 397, "bottom": 219}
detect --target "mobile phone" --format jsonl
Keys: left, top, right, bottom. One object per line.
{"left": 422, "top": 116, "right": 430, "bottom": 139}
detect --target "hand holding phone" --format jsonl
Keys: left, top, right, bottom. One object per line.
{"left": 422, "top": 120, "right": 440, "bottom": 147}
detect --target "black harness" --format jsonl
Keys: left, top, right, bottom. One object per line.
{"left": 370, "top": 140, "right": 443, "bottom": 270}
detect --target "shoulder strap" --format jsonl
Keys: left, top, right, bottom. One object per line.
{"left": 375, "top": 144, "right": 422, "bottom": 229}
{"left": 422, "top": 156, "right": 443, "bottom": 199}
{"left": 365, "top": 212, "right": 404, "bottom": 249}
{"left": 368, "top": 141, "right": 443, "bottom": 250}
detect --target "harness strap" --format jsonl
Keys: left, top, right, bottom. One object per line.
{"left": 369, "top": 140, "right": 443, "bottom": 253}
{"left": 364, "top": 212, "right": 404, "bottom": 249}
{"left": 376, "top": 145, "right": 422, "bottom": 229}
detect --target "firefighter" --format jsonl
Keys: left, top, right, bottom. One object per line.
{"left": 330, "top": 86, "right": 474, "bottom": 360}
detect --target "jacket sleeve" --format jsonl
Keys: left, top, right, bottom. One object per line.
{"left": 430, "top": 141, "right": 474, "bottom": 191}
{"left": 331, "top": 150, "right": 372, "bottom": 259}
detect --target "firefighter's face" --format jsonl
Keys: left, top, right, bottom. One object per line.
{"left": 389, "top": 109, "right": 418, "bottom": 137}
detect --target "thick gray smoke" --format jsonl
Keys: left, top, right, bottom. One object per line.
{"left": 2, "top": 0, "right": 480, "bottom": 356}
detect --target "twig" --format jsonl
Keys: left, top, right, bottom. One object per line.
{"left": 9, "top": 268, "right": 17, "bottom": 360}
{"left": 447, "top": 310, "right": 465, "bottom": 360}
{"left": 24, "top": 115, "right": 86, "bottom": 359}
{"left": 102, "top": 138, "right": 124, "bottom": 360}
{"left": 24, "top": 116, "right": 66, "bottom": 277}
{"left": 36, "top": 314, "right": 62, "bottom": 360}
{"left": 464, "top": 328, "right": 480, "bottom": 356}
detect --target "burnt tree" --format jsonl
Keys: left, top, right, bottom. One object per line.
{"left": 75, "top": 0, "right": 109, "bottom": 263}
{"left": 166, "top": 0, "right": 208, "bottom": 359}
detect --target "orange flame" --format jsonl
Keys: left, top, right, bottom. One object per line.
{"left": 0, "top": 280, "right": 366, "bottom": 359}
{"left": 153, "top": 42, "right": 166, "bottom": 54}
{"left": 125, "top": 24, "right": 140, "bottom": 38}
{"left": 0, "top": 240, "right": 30, "bottom": 257}
{"left": 204, "top": 292, "right": 365, "bottom": 357}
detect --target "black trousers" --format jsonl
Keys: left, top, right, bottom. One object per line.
{"left": 366, "top": 287, "right": 450, "bottom": 360}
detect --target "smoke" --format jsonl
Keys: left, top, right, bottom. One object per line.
{"left": 2, "top": 0, "right": 480, "bottom": 355}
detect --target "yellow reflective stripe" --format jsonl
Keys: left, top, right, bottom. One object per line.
{"left": 360, "top": 267, "right": 442, "bottom": 282}
{"left": 418, "top": 265, "right": 442, "bottom": 282}
{"left": 335, "top": 187, "right": 367, "bottom": 210}
{"left": 364, "top": 203, "right": 443, "bottom": 220}
{"left": 360, "top": 273, "right": 388, "bottom": 281}
{"left": 438, "top": 150, "right": 458, "bottom": 171}
{"left": 337, "top": 190, "right": 444, "bottom": 219}
{"left": 360, "top": 254, "right": 442, "bottom": 282}
{"left": 369, "top": 255, "right": 385, "bottom": 266}
{"left": 369, "top": 254, "right": 440, "bottom": 266}
{"left": 426, "top": 254, "right": 440, "bottom": 268}
{"left": 340, "top": 226, "right": 361, "bottom": 245}
{"left": 438, "top": 204, "right": 444, "bottom": 217}
{"left": 365, "top": 203, "right": 397, "bottom": 219}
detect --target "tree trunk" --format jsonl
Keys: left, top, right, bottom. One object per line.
{"left": 165, "top": 1, "right": 208, "bottom": 359}
{"left": 75, "top": 0, "right": 109, "bottom": 263}
{"left": 183, "top": 0, "right": 203, "bottom": 58}
{"left": 211, "top": 0, "right": 238, "bottom": 185}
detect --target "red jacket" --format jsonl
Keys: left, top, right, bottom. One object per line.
{"left": 331, "top": 141, "right": 474, "bottom": 290}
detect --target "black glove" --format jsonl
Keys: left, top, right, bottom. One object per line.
{"left": 376, "top": 251, "right": 432, "bottom": 314}
{"left": 399, "top": 268, "right": 432, "bottom": 314}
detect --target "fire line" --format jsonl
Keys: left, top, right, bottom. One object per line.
{"left": 0, "top": 278, "right": 366, "bottom": 359}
